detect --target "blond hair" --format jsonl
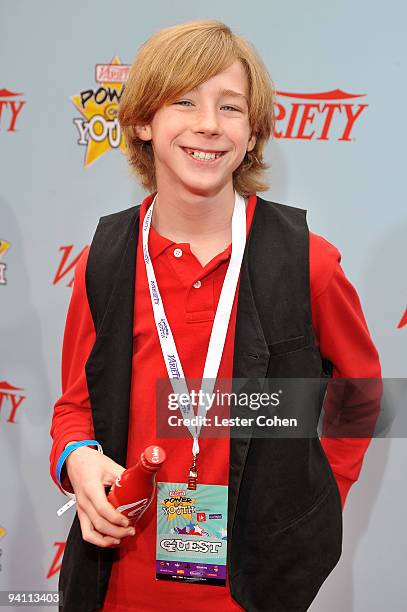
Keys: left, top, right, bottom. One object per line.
{"left": 119, "top": 20, "right": 276, "bottom": 197}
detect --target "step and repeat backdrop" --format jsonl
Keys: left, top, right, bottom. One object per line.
{"left": 1, "top": 1, "right": 406, "bottom": 610}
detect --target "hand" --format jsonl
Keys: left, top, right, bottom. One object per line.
{"left": 65, "top": 446, "right": 136, "bottom": 547}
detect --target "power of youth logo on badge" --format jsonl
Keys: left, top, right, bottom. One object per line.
{"left": 71, "top": 58, "right": 130, "bottom": 166}
{"left": 0, "top": 89, "right": 26, "bottom": 132}
{"left": 274, "top": 89, "right": 368, "bottom": 141}
{"left": 0, "top": 240, "right": 10, "bottom": 285}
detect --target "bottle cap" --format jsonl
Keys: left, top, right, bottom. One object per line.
{"left": 140, "top": 445, "right": 166, "bottom": 470}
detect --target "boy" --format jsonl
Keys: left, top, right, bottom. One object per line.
{"left": 50, "top": 19, "right": 381, "bottom": 612}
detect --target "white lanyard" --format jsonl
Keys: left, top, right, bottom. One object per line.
{"left": 142, "top": 191, "right": 246, "bottom": 481}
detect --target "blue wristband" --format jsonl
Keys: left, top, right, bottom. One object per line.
{"left": 56, "top": 439, "right": 102, "bottom": 486}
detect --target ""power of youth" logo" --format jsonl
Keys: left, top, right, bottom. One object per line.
{"left": 71, "top": 58, "right": 129, "bottom": 166}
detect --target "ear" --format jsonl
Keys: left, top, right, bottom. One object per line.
{"left": 247, "top": 132, "right": 257, "bottom": 152}
{"left": 135, "top": 124, "right": 152, "bottom": 141}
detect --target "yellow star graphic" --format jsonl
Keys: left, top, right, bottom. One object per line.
{"left": 0, "top": 240, "right": 10, "bottom": 259}
{"left": 71, "top": 57, "right": 127, "bottom": 167}
{"left": 0, "top": 526, "right": 6, "bottom": 539}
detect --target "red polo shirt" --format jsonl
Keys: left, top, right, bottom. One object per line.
{"left": 50, "top": 193, "right": 381, "bottom": 612}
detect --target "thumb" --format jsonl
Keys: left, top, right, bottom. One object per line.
{"left": 102, "top": 459, "right": 126, "bottom": 487}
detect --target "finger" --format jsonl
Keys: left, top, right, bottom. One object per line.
{"left": 85, "top": 504, "right": 136, "bottom": 540}
{"left": 102, "top": 464, "right": 126, "bottom": 487}
{"left": 77, "top": 492, "right": 135, "bottom": 539}
{"left": 77, "top": 507, "right": 122, "bottom": 548}
{"left": 83, "top": 479, "right": 130, "bottom": 527}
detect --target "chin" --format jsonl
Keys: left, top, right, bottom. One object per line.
{"left": 183, "top": 182, "right": 225, "bottom": 198}
{"left": 181, "top": 174, "right": 231, "bottom": 196}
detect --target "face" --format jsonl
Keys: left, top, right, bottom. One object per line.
{"left": 137, "top": 60, "right": 256, "bottom": 197}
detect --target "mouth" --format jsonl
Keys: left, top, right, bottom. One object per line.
{"left": 181, "top": 146, "right": 227, "bottom": 163}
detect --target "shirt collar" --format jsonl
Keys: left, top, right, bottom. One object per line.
{"left": 138, "top": 192, "right": 257, "bottom": 263}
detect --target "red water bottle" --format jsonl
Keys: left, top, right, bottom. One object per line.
{"left": 107, "top": 445, "right": 166, "bottom": 524}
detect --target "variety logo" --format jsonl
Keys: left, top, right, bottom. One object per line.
{"left": 274, "top": 89, "right": 368, "bottom": 141}
{"left": 150, "top": 280, "right": 160, "bottom": 305}
{"left": 398, "top": 308, "right": 407, "bottom": 329}
{"left": 47, "top": 542, "right": 66, "bottom": 579}
{"left": 0, "top": 89, "right": 26, "bottom": 132}
{"left": 169, "top": 489, "right": 186, "bottom": 497}
{"left": 158, "top": 318, "right": 169, "bottom": 339}
{"left": 0, "top": 239, "right": 10, "bottom": 285}
{"left": 143, "top": 244, "right": 150, "bottom": 264}
{"left": 167, "top": 354, "right": 181, "bottom": 379}
{"left": 53, "top": 245, "right": 88, "bottom": 288}
{"left": 0, "top": 381, "right": 26, "bottom": 424}
{"left": 71, "top": 57, "right": 130, "bottom": 166}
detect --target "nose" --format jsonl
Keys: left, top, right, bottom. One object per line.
{"left": 192, "top": 105, "right": 221, "bottom": 135}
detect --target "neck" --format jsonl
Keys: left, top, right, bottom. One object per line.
{"left": 151, "top": 183, "right": 239, "bottom": 242}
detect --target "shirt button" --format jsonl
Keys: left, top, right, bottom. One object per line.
{"left": 193, "top": 280, "right": 202, "bottom": 289}
{"left": 173, "top": 248, "right": 183, "bottom": 258}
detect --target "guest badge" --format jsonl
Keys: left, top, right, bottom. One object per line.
{"left": 156, "top": 482, "right": 228, "bottom": 586}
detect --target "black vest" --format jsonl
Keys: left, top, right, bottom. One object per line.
{"left": 58, "top": 196, "right": 342, "bottom": 612}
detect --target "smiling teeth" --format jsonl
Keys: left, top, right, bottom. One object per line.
{"left": 188, "top": 150, "right": 222, "bottom": 160}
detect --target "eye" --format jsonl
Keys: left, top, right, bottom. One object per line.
{"left": 174, "top": 100, "right": 193, "bottom": 106}
{"left": 222, "top": 105, "right": 240, "bottom": 112}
